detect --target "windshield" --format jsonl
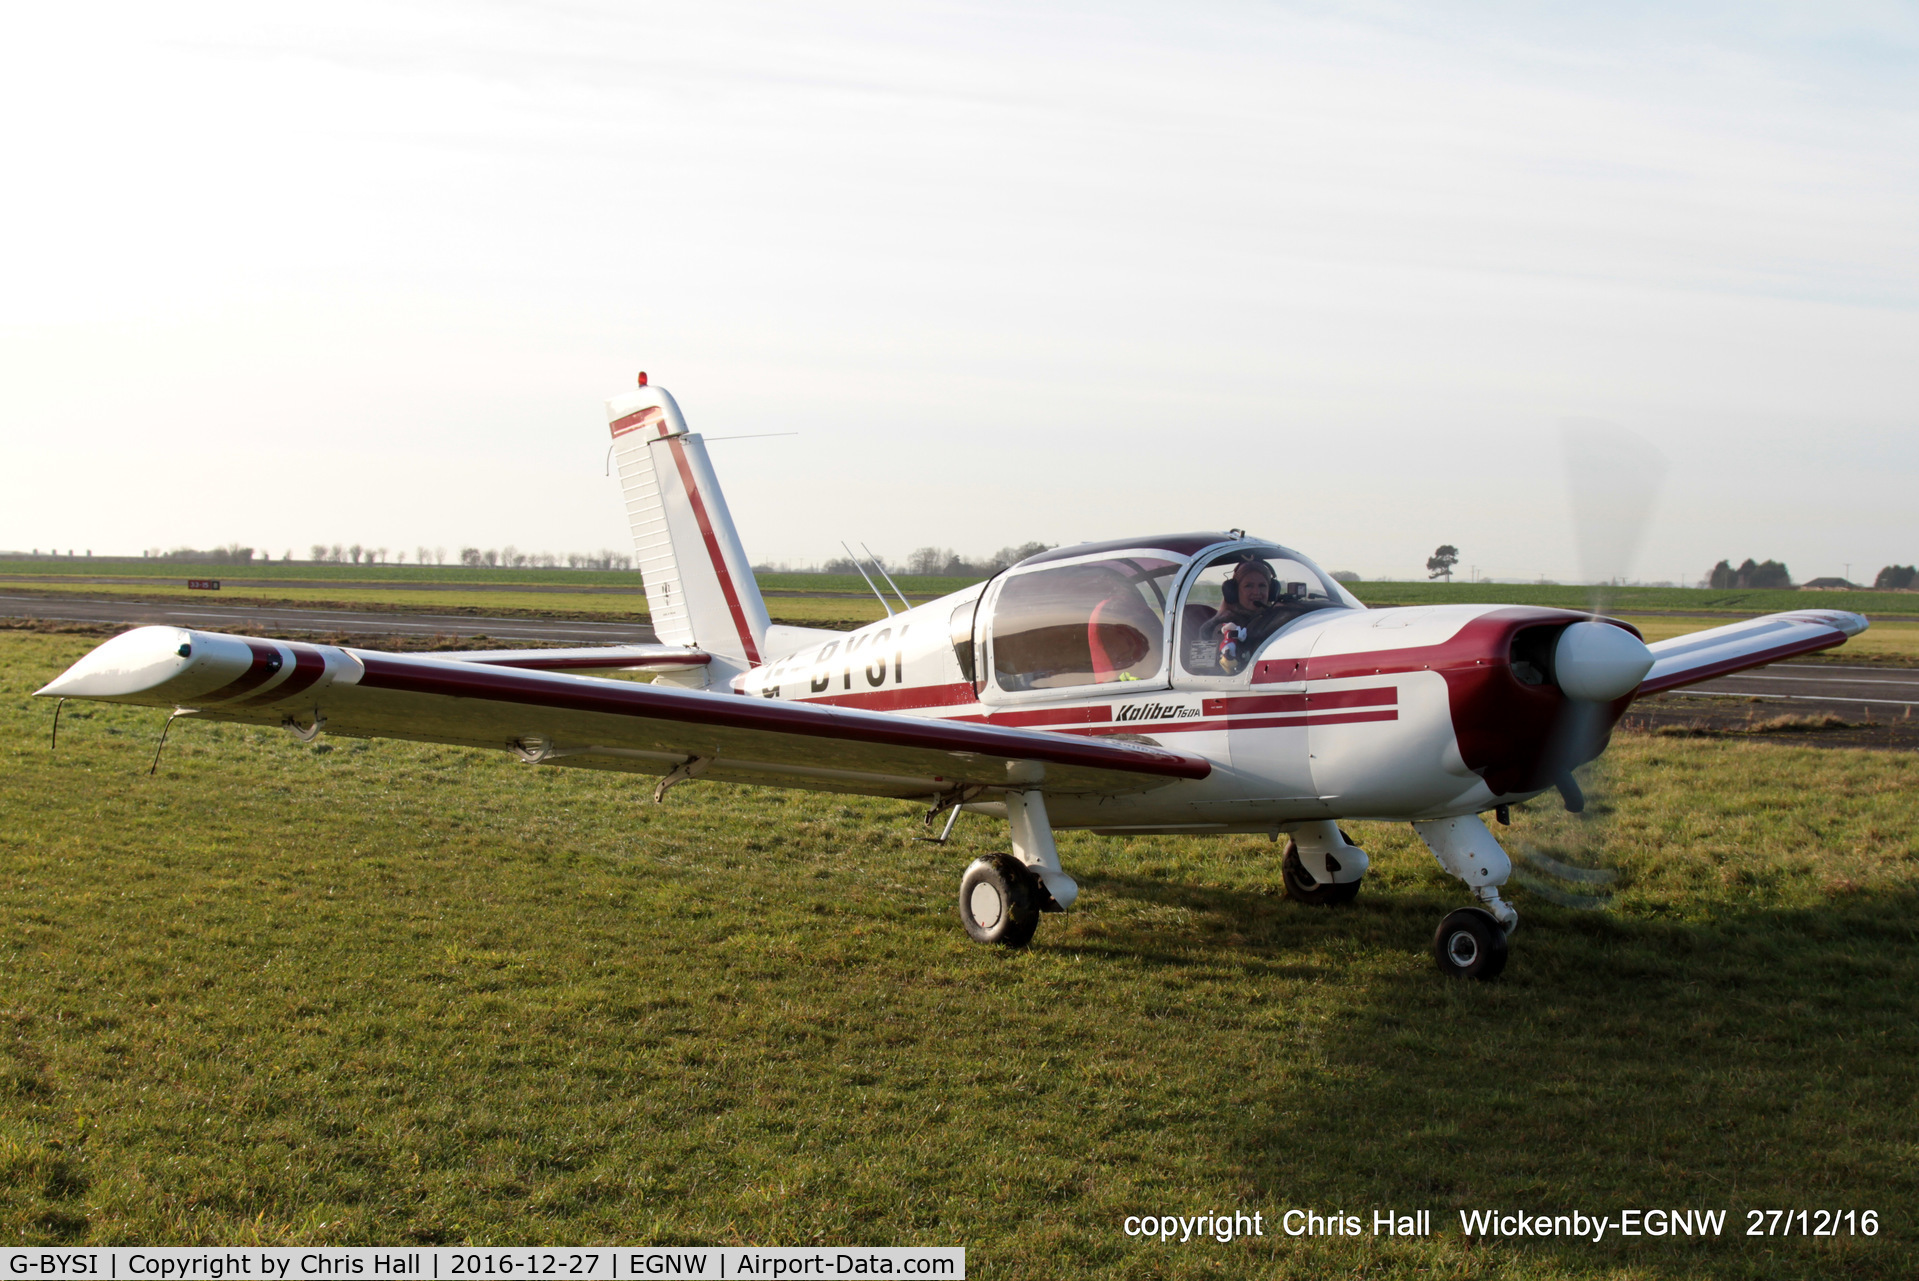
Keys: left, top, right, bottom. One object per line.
{"left": 1178, "top": 545, "right": 1354, "bottom": 675}
{"left": 990, "top": 555, "right": 1182, "bottom": 692}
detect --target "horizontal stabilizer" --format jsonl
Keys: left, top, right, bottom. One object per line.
{"left": 432, "top": 645, "right": 709, "bottom": 674}
{"left": 1636, "top": 609, "right": 1867, "bottom": 697}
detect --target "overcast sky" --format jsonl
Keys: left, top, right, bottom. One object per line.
{"left": 3, "top": 1, "right": 1915, "bottom": 582}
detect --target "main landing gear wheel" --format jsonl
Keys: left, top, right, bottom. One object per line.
{"left": 1281, "top": 840, "right": 1361, "bottom": 906}
{"left": 1432, "top": 907, "right": 1508, "bottom": 980}
{"left": 959, "top": 853, "right": 1041, "bottom": 948}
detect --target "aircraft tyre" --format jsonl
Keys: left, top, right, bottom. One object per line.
{"left": 1432, "top": 907, "right": 1508, "bottom": 980}
{"left": 959, "top": 853, "right": 1041, "bottom": 948}
{"left": 1281, "top": 840, "right": 1361, "bottom": 906}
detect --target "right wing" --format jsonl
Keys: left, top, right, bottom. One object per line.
{"left": 1636, "top": 609, "right": 1868, "bottom": 697}
{"left": 38, "top": 626, "right": 1209, "bottom": 801}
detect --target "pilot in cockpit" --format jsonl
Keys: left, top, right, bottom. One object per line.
{"left": 1210, "top": 559, "right": 1278, "bottom": 674}
{"left": 1174, "top": 544, "right": 1343, "bottom": 675}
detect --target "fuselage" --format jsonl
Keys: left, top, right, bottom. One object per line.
{"left": 730, "top": 534, "right": 1630, "bottom": 831}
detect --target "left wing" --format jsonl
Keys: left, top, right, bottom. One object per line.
{"left": 1635, "top": 609, "right": 1868, "bottom": 697}
{"left": 38, "top": 627, "right": 1209, "bottom": 800}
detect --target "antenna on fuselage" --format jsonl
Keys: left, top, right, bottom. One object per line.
{"left": 862, "top": 542, "right": 912, "bottom": 612}
{"left": 842, "top": 541, "right": 896, "bottom": 617}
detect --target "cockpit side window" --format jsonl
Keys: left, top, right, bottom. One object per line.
{"left": 1179, "top": 546, "right": 1350, "bottom": 675}
{"left": 950, "top": 598, "right": 979, "bottom": 686}
{"left": 990, "top": 557, "right": 1179, "bottom": 692}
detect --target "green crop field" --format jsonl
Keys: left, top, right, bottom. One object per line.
{"left": 3, "top": 632, "right": 1916, "bottom": 1274}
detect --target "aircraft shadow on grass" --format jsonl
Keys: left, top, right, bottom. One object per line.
{"left": 1060, "top": 871, "right": 1919, "bottom": 1271}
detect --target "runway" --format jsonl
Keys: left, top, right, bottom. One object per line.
{"left": 1672, "top": 663, "right": 1919, "bottom": 715}
{"left": 0, "top": 594, "right": 658, "bottom": 645}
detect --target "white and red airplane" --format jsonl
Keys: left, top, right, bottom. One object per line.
{"left": 38, "top": 375, "right": 1867, "bottom": 978}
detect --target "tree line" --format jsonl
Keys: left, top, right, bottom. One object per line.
{"left": 133, "top": 544, "right": 633, "bottom": 570}
{"left": 1708, "top": 559, "right": 1793, "bottom": 589}
{"left": 1708, "top": 559, "right": 1918, "bottom": 590}
{"left": 899, "top": 543, "right": 1054, "bottom": 577}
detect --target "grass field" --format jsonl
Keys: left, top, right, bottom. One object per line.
{"left": 3, "top": 632, "right": 1916, "bottom": 1274}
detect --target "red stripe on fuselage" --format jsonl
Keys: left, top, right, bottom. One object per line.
{"left": 799, "top": 682, "right": 978, "bottom": 712}
{"left": 958, "top": 704, "right": 1115, "bottom": 728}
{"left": 664, "top": 435, "right": 762, "bottom": 666}
{"left": 1202, "top": 686, "right": 1396, "bottom": 717}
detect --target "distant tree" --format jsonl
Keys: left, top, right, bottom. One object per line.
{"left": 1875, "top": 564, "right": 1917, "bottom": 590}
{"left": 460, "top": 547, "right": 482, "bottom": 567}
{"left": 1331, "top": 570, "right": 1361, "bottom": 583}
{"left": 483, "top": 549, "right": 499, "bottom": 567}
{"left": 1426, "top": 545, "right": 1459, "bottom": 582}
{"left": 1734, "top": 558, "right": 1792, "bottom": 589}
{"left": 991, "top": 542, "right": 1052, "bottom": 571}
{"left": 907, "top": 546, "right": 950, "bottom": 575}
{"left": 1710, "top": 558, "right": 1792, "bottom": 589}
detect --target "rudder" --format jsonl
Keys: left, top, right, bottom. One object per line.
{"left": 608, "top": 377, "right": 770, "bottom": 682}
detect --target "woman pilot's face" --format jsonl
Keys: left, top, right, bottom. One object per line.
{"left": 1238, "top": 569, "right": 1273, "bottom": 608}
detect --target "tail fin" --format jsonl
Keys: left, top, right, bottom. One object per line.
{"left": 607, "top": 378, "right": 770, "bottom": 679}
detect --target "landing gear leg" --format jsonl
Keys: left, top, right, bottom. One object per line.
{"left": 1282, "top": 821, "right": 1369, "bottom": 905}
{"left": 1003, "top": 785, "right": 1077, "bottom": 912}
{"left": 1412, "top": 815, "right": 1518, "bottom": 980}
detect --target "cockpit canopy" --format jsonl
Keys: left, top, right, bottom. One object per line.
{"left": 976, "top": 534, "right": 1358, "bottom": 695}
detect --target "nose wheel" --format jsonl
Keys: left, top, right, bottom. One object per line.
{"left": 958, "top": 853, "right": 1041, "bottom": 948}
{"left": 1432, "top": 907, "right": 1509, "bottom": 980}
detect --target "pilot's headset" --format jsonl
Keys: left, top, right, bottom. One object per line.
{"left": 1219, "top": 557, "right": 1277, "bottom": 608}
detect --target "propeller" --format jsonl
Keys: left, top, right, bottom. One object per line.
{"left": 1513, "top": 420, "right": 1668, "bottom": 908}
{"left": 1558, "top": 417, "right": 1668, "bottom": 617}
